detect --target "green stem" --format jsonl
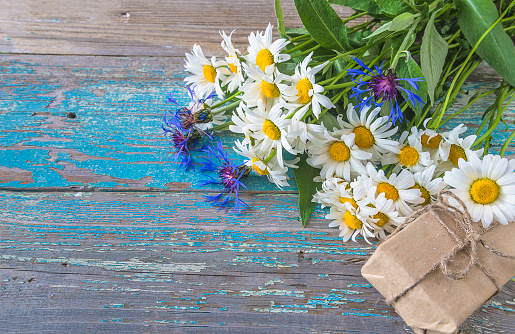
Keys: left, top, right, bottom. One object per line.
{"left": 502, "top": 15, "right": 515, "bottom": 22}
{"left": 212, "top": 101, "right": 240, "bottom": 116}
{"left": 264, "top": 149, "right": 277, "bottom": 163}
{"left": 474, "top": 89, "right": 515, "bottom": 146}
{"left": 290, "top": 33, "right": 310, "bottom": 42}
{"left": 210, "top": 120, "right": 234, "bottom": 131}
{"left": 475, "top": 106, "right": 498, "bottom": 141}
{"left": 444, "top": 29, "right": 461, "bottom": 44}
{"left": 342, "top": 11, "right": 369, "bottom": 24}
{"left": 431, "top": 58, "right": 480, "bottom": 129}
{"left": 324, "top": 82, "right": 355, "bottom": 90}
{"left": 431, "top": 1, "right": 515, "bottom": 128}
{"left": 210, "top": 91, "right": 241, "bottom": 109}
{"left": 284, "top": 39, "right": 315, "bottom": 54}
{"left": 290, "top": 44, "right": 321, "bottom": 58}
{"left": 390, "top": 17, "right": 421, "bottom": 70}
{"left": 440, "top": 89, "right": 498, "bottom": 126}
{"left": 416, "top": 104, "right": 433, "bottom": 128}
{"left": 500, "top": 130, "right": 515, "bottom": 157}
{"left": 325, "top": 45, "right": 369, "bottom": 64}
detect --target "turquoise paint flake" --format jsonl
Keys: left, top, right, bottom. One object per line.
{"left": 342, "top": 311, "right": 397, "bottom": 319}
{"left": 347, "top": 283, "right": 372, "bottom": 288}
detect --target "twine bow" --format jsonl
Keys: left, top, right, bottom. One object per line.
{"left": 385, "top": 190, "right": 515, "bottom": 305}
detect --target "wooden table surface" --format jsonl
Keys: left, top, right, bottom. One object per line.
{"left": 1, "top": 1, "right": 514, "bottom": 333}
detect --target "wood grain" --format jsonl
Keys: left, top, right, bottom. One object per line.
{"left": 0, "top": 0, "right": 360, "bottom": 56}
{"left": 1, "top": 55, "right": 514, "bottom": 192}
{"left": 1, "top": 191, "right": 514, "bottom": 333}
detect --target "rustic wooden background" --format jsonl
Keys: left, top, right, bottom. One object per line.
{"left": 1, "top": 0, "right": 514, "bottom": 333}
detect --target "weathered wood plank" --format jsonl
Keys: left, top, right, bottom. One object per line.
{"left": 1, "top": 55, "right": 514, "bottom": 191}
{"left": 1, "top": 191, "right": 514, "bottom": 333}
{"left": 0, "top": 0, "right": 360, "bottom": 56}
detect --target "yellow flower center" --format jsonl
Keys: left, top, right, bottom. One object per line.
{"left": 470, "top": 178, "right": 499, "bottom": 205}
{"left": 329, "top": 141, "right": 351, "bottom": 162}
{"left": 353, "top": 126, "right": 375, "bottom": 149}
{"left": 421, "top": 133, "right": 442, "bottom": 149}
{"left": 399, "top": 146, "right": 419, "bottom": 167}
{"left": 449, "top": 144, "right": 467, "bottom": 165}
{"left": 263, "top": 119, "right": 281, "bottom": 140}
{"left": 339, "top": 196, "right": 358, "bottom": 209}
{"left": 202, "top": 65, "right": 217, "bottom": 83}
{"left": 256, "top": 49, "right": 275, "bottom": 72}
{"left": 344, "top": 211, "right": 363, "bottom": 229}
{"left": 228, "top": 56, "right": 238, "bottom": 73}
{"left": 376, "top": 182, "right": 399, "bottom": 201}
{"left": 261, "top": 80, "right": 280, "bottom": 98}
{"left": 296, "top": 78, "right": 313, "bottom": 104}
{"left": 373, "top": 212, "right": 389, "bottom": 227}
{"left": 411, "top": 183, "right": 431, "bottom": 205}
{"left": 251, "top": 157, "right": 269, "bottom": 175}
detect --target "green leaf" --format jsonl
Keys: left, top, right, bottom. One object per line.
{"left": 285, "top": 27, "right": 309, "bottom": 36}
{"left": 420, "top": 10, "right": 448, "bottom": 105}
{"left": 389, "top": 12, "right": 415, "bottom": 31}
{"left": 365, "top": 21, "right": 392, "bottom": 40}
{"left": 275, "top": 0, "right": 287, "bottom": 38}
{"left": 276, "top": 62, "right": 297, "bottom": 76}
{"left": 294, "top": 154, "right": 322, "bottom": 227}
{"left": 328, "top": 0, "right": 381, "bottom": 14}
{"left": 319, "top": 111, "right": 340, "bottom": 131}
{"left": 374, "top": 0, "right": 412, "bottom": 16}
{"left": 455, "top": 0, "right": 515, "bottom": 87}
{"left": 391, "top": 34, "right": 415, "bottom": 56}
{"left": 294, "top": 0, "right": 351, "bottom": 51}
{"left": 397, "top": 58, "right": 427, "bottom": 122}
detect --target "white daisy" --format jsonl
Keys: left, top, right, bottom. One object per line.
{"left": 246, "top": 23, "right": 290, "bottom": 74}
{"left": 366, "top": 192, "right": 405, "bottom": 240}
{"left": 312, "top": 177, "right": 351, "bottom": 208}
{"left": 229, "top": 102, "right": 254, "bottom": 144}
{"left": 220, "top": 30, "right": 244, "bottom": 92}
{"left": 411, "top": 165, "right": 447, "bottom": 207}
{"left": 245, "top": 101, "right": 300, "bottom": 167}
{"left": 288, "top": 119, "right": 326, "bottom": 153}
{"left": 338, "top": 104, "right": 400, "bottom": 163}
{"left": 437, "top": 128, "right": 484, "bottom": 174}
{"left": 413, "top": 118, "right": 453, "bottom": 163}
{"left": 307, "top": 131, "right": 372, "bottom": 181}
{"left": 234, "top": 140, "right": 297, "bottom": 189}
{"left": 366, "top": 163, "right": 424, "bottom": 216}
{"left": 284, "top": 52, "right": 335, "bottom": 119}
{"left": 350, "top": 173, "right": 374, "bottom": 201}
{"left": 444, "top": 154, "right": 515, "bottom": 227}
{"left": 326, "top": 198, "right": 377, "bottom": 243}
{"left": 184, "top": 44, "right": 226, "bottom": 99}
{"left": 241, "top": 63, "right": 291, "bottom": 109}
{"left": 383, "top": 128, "right": 432, "bottom": 173}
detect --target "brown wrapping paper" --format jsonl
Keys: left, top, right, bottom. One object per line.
{"left": 361, "top": 201, "right": 515, "bottom": 334}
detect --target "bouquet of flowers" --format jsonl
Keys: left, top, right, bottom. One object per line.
{"left": 162, "top": 0, "right": 515, "bottom": 247}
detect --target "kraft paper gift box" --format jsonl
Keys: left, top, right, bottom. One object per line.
{"left": 361, "top": 193, "right": 515, "bottom": 334}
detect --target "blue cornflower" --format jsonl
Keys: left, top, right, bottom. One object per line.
{"left": 162, "top": 113, "right": 201, "bottom": 171}
{"left": 168, "top": 86, "right": 216, "bottom": 134}
{"left": 347, "top": 57, "right": 424, "bottom": 124}
{"left": 162, "top": 85, "right": 218, "bottom": 171}
{"left": 198, "top": 141, "right": 251, "bottom": 214}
